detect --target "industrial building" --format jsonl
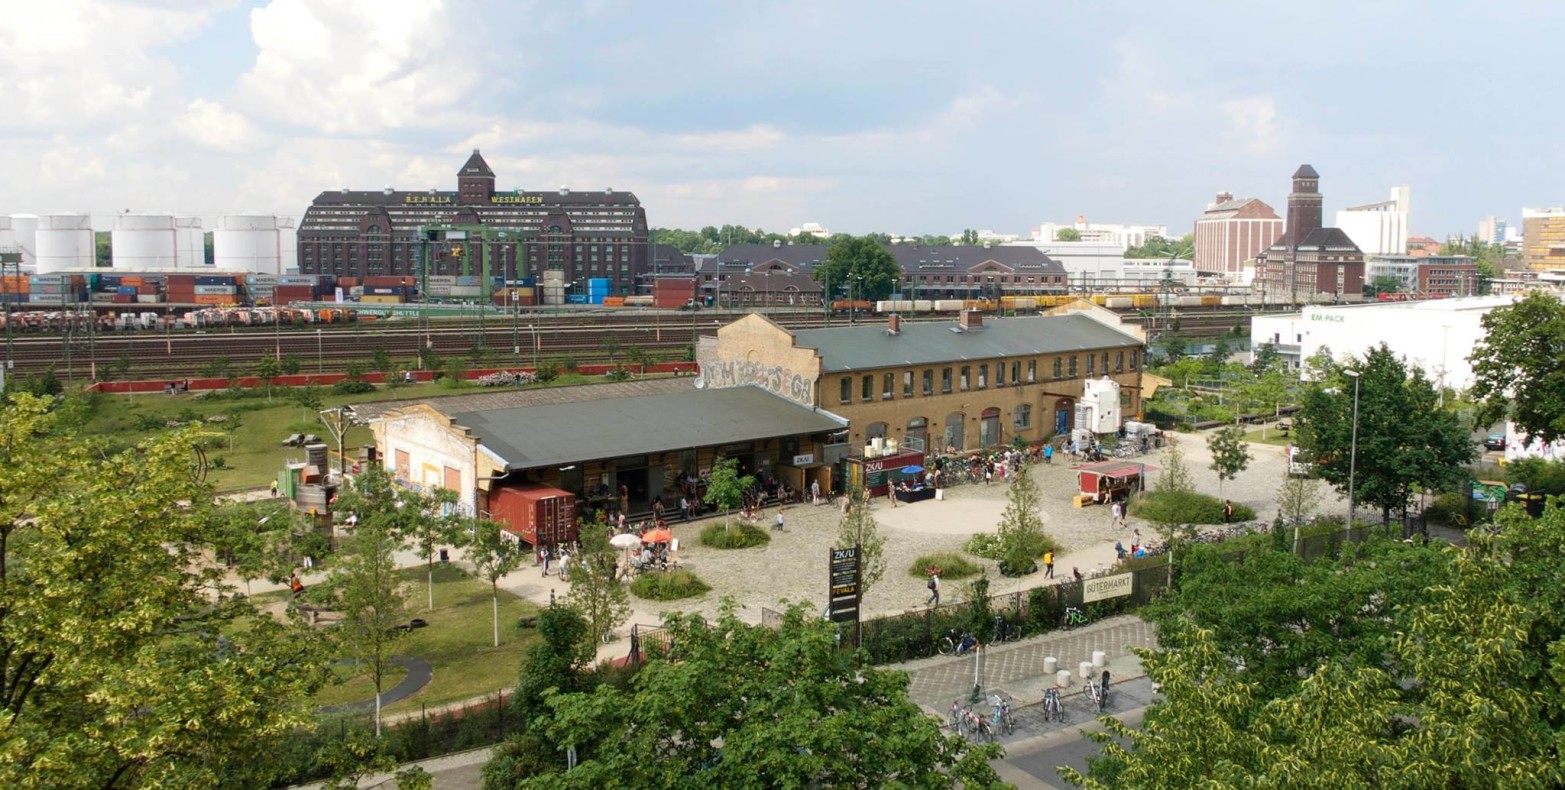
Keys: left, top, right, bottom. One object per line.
{"left": 1522, "top": 207, "right": 1565, "bottom": 273}
{"left": 1249, "top": 294, "right": 1519, "bottom": 387}
{"left": 696, "top": 305, "right": 1146, "bottom": 455}
{"left": 1193, "top": 193, "right": 1283, "bottom": 277}
{"left": 1253, "top": 165, "right": 1366, "bottom": 303}
{"left": 297, "top": 150, "right": 651, "bottom": 298}
{"left": 1335, "top": 186, "right": 1410, "bottom": 257}
{"left": 1364, "top": 254, "right": 1479, "bottom": 297}
{"left": 363, "top": 378, "right": 847, "bottom": 540}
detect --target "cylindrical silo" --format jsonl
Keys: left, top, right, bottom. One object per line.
{"left": 175, "top": 216, "right": 206, "bottom": 268}
{"left": 279, "top": 216, "right": 298, "bottom": 273}
{"left": 214, "top": 214, "right": 282, "bottom": 274}
{"left": 6, "top": 214, "right": 38, "bottom": 268}
{"left": 35, "top": 214, "right": 94, "bottom": 273}
{"left": 112, "top": 213, "right": 178, "bottom": 269}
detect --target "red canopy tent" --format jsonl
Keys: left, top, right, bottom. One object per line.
{"left": 1071, "top": 460, "right": 1157, "bottom": 506}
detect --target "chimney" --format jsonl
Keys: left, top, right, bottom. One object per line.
{"left": 887, "top": 314, "right": 901, "bottom": 335}
{"left": 1216, "top": 191, "right": 1233, "bottom": 204}
{"left": 958, "top": 309, "right": 983, "bottom": 332}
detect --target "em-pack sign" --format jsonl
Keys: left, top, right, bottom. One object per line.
{"left": 1082, "top": 572, "right": 1133, "bottom": 603}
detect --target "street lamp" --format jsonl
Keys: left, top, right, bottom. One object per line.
{"left": 1343, "top": 368, "right": 1361, "bottom": 535}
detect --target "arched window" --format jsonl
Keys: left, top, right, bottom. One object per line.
{"left": 980, "top": 407, "right": 1002, "bottom": 447}
{"left": 942, "top": 412, "right": 966, "bottom": 452}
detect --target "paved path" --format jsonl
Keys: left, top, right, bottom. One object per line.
{"left": 319, "top": 655, "right": 434, "bottom": 715}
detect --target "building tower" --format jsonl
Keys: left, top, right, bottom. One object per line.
{"left": 456, "top": 149, "right": 496, "bottom": 206}
{"left": 1284, "top": 164, "right": 1322, "bottom": 246}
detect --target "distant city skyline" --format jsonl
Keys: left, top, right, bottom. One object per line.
{"left": 0, "top": 1, "right": 1557, "bottom": 240}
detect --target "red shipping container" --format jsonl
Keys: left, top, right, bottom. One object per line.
{"left": 487, "top": 485, "right": 577, "bottom": 547}
{"left": 136, "top": 284, "right": 159, "bottom": 295}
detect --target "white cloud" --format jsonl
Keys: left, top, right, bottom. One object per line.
{"left": 179, "top": 99, "right": 267, "bottom": 152}
{"left": 237, "top": 0, "right": 480, "bottom": 133}
{"left": 1221, "top": 97, "right": 1281, "bottom": 156}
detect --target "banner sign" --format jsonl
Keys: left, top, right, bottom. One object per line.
{"left": 828, "top": 546, "right": 861, "bottom": 623}
{"left": 1082, "top": 572, "right": 1134, "bottom": 603}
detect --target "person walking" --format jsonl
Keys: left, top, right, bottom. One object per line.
{"left": 1043, "top": 443, "right": 1053, "bottom": 465}
{"left": 927, "top": 571, "right": 941, "bottom": 606}
{"left": 1222, "top": 499, "right": 1234, "bottom": 523}
{"left": 542, "top": 547, "right": 552, "bottom": 576}
{"left": 1044, "top": 550, "right": 1054, "bottom": 579}
{"left": 774, "top": 506, "right": 785, "bottom": 532}
{"left": 269, "top": 479, "right": 279, "bottom": 498}
{"left": 1110, "top": 500, "right": 1123, "bottom": 529}
{"left": 810, "top": 479, "right": 821, "bottom": 506}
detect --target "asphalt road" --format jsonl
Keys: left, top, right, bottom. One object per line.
{"left": 991, "top": 676, "right": 1155, "bottom": 789}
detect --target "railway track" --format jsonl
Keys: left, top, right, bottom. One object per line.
{"left": 1, "top": 306, "right": 1275, "bottom": 381}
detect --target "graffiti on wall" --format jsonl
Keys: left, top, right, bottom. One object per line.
{"left": 698, "top": 357, "right": 816, "bottom": 407}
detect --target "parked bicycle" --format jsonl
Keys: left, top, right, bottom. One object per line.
{"left": 1085, "top": 676, "right": 1109, "bottom": 713}
{"left": 1042, "top": 685, "right": 1066, "bottom": 723}
{"left": 937, "top": 628, "right": 980, "bottom": 656}
{"left": 990, "top": 693, "right": 1015, "bottom": 736}
{"left": 949, "top": 700, "right": 967, "bottom": 736}
{"left": 963, "top": 708, "right": 994, "bottom": 742}
{"left": 1061, "top": 606, "right": 1089, "bottom": 630}
{"left": 991, "top": 614, "right": 1023, "bottom": 644}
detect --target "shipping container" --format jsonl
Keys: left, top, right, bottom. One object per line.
{"left": 602, "top": 296, "right": 626, "bottom": 307}
{"left": 359, "top": 294, "right": 405, "bottom": 304}
{"left": 364, "top": 275, "right": 416, "bottom": 287}
{"left": 623, "top": 295, "right": 653, "bottom": 307}
{"left": 135, "top": 294, "right": 163, "bottom": 303}
{"left": 194, "top": 285, "right": 237, "bottom": 295}
{"left": 487, "top": 485, "right": 577, "bottom": 547}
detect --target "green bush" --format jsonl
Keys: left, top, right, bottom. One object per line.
{"left": 630, "top": 570, "right": 711, "bottom": 601}
{"left": 1129, "top": 490, "right": 1257, "bottom": 525}
{"left": 698, "top": 522, "right": 771, "bottom": 549}
{"left": 965, "top": 533, "right": 1004, "bottom": 559}
{"left": 906, "top": 551, "right": 981, "bottom": 580}
{"left": 1424, "top": 491, "right": 1477, "bottom": 528}
{"left": 1505, "top": 458, "right": 1565, "bottom": 496}
{"left": 533, "top": 362, "right": 559, "bottom": 383}
{"left": 332, "top": 379, "right": 375, "bottom": 394}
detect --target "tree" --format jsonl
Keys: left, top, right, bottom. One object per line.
{"left": 1297, "top": 344, "right": 1473, "bottom": 524}
{"left": 255, "top": 354, "right": 281, "bottom": 401}
{"left": 1055, "top": 227, "right": 1082, "bottom": 241}
{"left": 371, "top": 346, "right": 396, "bottom": 387}
{"left": 279, "top": 353, "right": 303, "bottom": 375}
{"left": 702, "top": 457, "right": 754, "bottom": 527}
{"left": 995, "top": 464, "right": 1051, "bottom": 575}
{"left": 1364, "top": 274, "right": 1404, "bottom": 297}
{"left": 1126, "top": 233, "right": 1195, "bottom": 260}
{"left": 563, "top": 521, "right": 630, "bottom": 650}
{"left": 330, "top": 470, "right": 414, "bottom": 736}
{"left": 506, "top": 603, "right": 1003, "bottom": 788}
{"left": 0, "top": 396, "right": 328, "bottom": 788}
{"left": 1275, "top": 475, "right": 1323, "bottom": 551}
{"left": 460, "top": 518, "right": 523, "bottom": 648}
{"left": 811, "top": 237, "right": 901, "bottom": 302}
{"left": 1154, "top": 435, "right": 1194, "bottom": 494}
{"left": 1469, "top": 291, "right": 1565, "bottom": 447}
{"left": 1205, "top": 427, "right": 1251, "bottom": 500}
{"left": 835, "top": 486, "right": 887, "bottom": 598}
{"left": 393, "top": 486, "right": 465, "bottom": 612}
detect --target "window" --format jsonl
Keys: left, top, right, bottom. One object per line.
{"left": 1102, "top": 353, "right": 1109, "bottom": 375}
{"left": 923, "top": 369, "right": 934, "bottom": 395}
{"left": 1069, "top": 356, "right": 1078, "bottom": 377}
{"left": 1014, "top": 404, "right": 1032, "bottom": 429}
{"left": 996, "top": 362, "right": 1005, "bottom": 387}
{"left": 1130, "top": 349, "right": 1139, "bottom": 370}
{"left": 840, "top": 378, "right": 851, "bottom": 403}
{"left": 1052, "top": 358, "right": 1062, "bottom": 379}
{"left": 1028, "top": 360, "right": 1036, "bottom": 382}
{"left": 883, "top": 373, "right": 895, "bottom": 400}
{"left": 1086, "top": 354, "right": 1095, "bottom": 376}
{"left": 862, "top": 375, "right": 873, "bottom": 401}
{"left": 960, "top": 366, "right": 971, "bottom": 391}
{"left": 1116, "top": 351, "right": 1124, "bottom": 373}
{"left": 903, "top": 371, "right": 914, "bottom": 397}
{"left": 1010, "top": 361, "right": 1020, "bottom": 384}
{"left": 978, "top": 364, "right": 988, "bottom": 389}
{"left": 942, "top": 368, "right": 952, "bottom": 393}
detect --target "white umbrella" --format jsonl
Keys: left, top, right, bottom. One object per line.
{"left": 609, "top": 533, "right": 642, "bottom": 549}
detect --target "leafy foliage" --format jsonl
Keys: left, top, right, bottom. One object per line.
{"left": 1130, "top": 490, "right": 1256, "bottom": 526}
{"left": 698, "top": 522, "right": 771, "bottom": 549}
{"left": 811, "top": 236, "right": 903, "bottom": 301}
{"left": 1154, "top": 435, "right": 1194, "bottom": 494}
{"left": 906, "top": 551, "right": 981, "bottom": 579}
{"left": 1470, "top": 291, "right": 1565, "bottom": 446}
{"left": 1205, "top": 426, "right": 1251, "bottom": 499}
{"left": 701, "top": 457, "right": 753, "bottom": 525}
{"left": 467, "top": 518, "right": 525, "bottom": 647}
{"left": 629, "top": 570, "right": 711, "bottom": 601}
{"left": 1297, "top": 343, "right": 1474, "bottom": 523}
{"left": 506, "top": 603, "right": 1003, "bottom": 788}
{"left": 994, "top": 465, "right": 1056, "bottom": 575}
{"left": 562, "top": 523, "right": 630, "bottom": 648}
{"left": 835, "top": 486, "right": 887, "bottom": 597}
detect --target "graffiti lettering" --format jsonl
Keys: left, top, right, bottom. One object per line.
{"left": 697, "top": 357, "right": 815, "bottom": 407}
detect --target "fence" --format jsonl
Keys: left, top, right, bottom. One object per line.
{"left": 855, "top": 564, "right": 1171, "bottom": 665}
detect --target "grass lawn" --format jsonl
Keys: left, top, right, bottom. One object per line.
{"left": 314, "top": 661, "right": 411, "bottom": 709}
{"left": 309, "top": 564, "right": 540, "bottom": 715}
{"left": 81, "top": 373, "right": 666, "bottom": 492}
{"left": 1242, "top": 427, "right": 1295, "bottom": 447}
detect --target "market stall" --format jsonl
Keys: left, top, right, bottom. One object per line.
{"left": 844, "top": 449, "right": 925, "bottom": 497}
{"left": 1071, "top": 460, "right": 1155, "bottom": 507}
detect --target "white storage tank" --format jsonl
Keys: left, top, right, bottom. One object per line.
{"left": 112, "top": 213, "right": 178, "bottom": 269}
{"left": 36, "top": 213, "right": 94, "bottom": 273}
{"left": 278, "top": 217, "right": 298, "bottom": 273}
{"left": 1, "top": 214, "right": 38, "bottom": 268}
{"left": 175, "top": 216, "right": 206, "bottom": 267}
{"left": 214, "top": 214, "right": 281, "bottom": 274}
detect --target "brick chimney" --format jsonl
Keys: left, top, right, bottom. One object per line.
{"left": 1215, "top": 191, "right": 1233, "bottom": 204}
{"left": 958, "top": 309, "right": 983, "bottom": 332}
{"left": 887, "top": 314, "right": 901, "bottom": 334}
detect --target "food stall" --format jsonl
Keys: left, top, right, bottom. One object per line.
{"left": 1071, "top": 460, "right": 1155, "bottom": 507}
{"left": 844, "top": 449, "right": 925, "bottom": 497}
{"left": 891, "top": 465, "right": 936, "bottom": 503}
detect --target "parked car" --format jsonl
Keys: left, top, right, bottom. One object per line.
{"left": 1484, "top": 434, "right": 1506, "bottom": 451}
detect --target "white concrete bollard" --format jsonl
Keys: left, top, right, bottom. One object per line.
{"left": 1079, "top": 661, "right": 1093, "bottom": 679}
{"left": 1044, "top": 656, "right": 1058, "bottom": 675}
{"left": 1092, "top": 650, "right": 1107, "bottom": 669}
{"left": 1056, "top": 669, "right": 1072, "bottom": 688}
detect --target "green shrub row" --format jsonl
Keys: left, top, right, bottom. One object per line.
{"left": 1130, "top": 490, "right": 1257, "bottom": 525}
{"left": 630, "top": 570, "right": 711, "bottom": 601}
{"left": 906, "top": 551, "right": 982, "bottom": 580}
{"left": 698, "top": 522, "right": 771, "bottom": 549}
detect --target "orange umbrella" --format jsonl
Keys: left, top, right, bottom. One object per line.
{"left": 641, "top": 528, "right": 673, "bottom": 544}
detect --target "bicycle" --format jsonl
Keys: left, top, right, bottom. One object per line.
{"left": 991, "top": 614, "right": 1022, "bottom": 643}
{"left": 1042, "top": 685, "right": 1065, "bottom": 723}
{"left": 1061, "top": 606, "right": 1089, "bottom": 630}
{"left": 949, "top": 700, "right": 966, "bottom": 736}
{"left": 937, "top": 628, "right": 979, "bottom": 656}
{"left": 964, "top": 709, "right": 994, "bottom": 742}
{"left": 1085, "top": 677, "right": 1109, "bottom": 713}
{"left": 990, "top": 693, "right": 1015, "bottom": 736}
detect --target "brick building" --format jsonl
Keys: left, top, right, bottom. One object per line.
{"left": 1254, "top": 165, "right": 1366, "bottom": 303}
{"left": 1365, "top": 254, "right": 1479, "bottom": 297}
{"left": 697, "top": 306, "right": 1145, "bottom": 455}
{"left": 297, "top": 150, "right": 650, "bottom": 295}
{"left": 1193, "top": 193, "right": 1284, "bottom": 276}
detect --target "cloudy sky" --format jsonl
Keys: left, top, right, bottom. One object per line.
{"left": 1, "top": 0, "right": 1556, "bottom": 238}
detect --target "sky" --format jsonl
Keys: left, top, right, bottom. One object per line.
{"left": 1, "top": 0, "right": 1558, "bottom": 239}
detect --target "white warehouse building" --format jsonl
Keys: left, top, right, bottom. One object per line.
{"left": 1250, "top": 294, "right": 1519, "bottom": 390}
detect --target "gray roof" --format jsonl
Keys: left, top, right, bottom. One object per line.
{"left": 1293, "top": 164, "right": 1319, "bottom": 179}
{"left": 790, "top": 313, "right": 1142, "bottom": 372}
{"left": 890, "top": 245, "right": 1064, "bottom": 274}
{"left": 450, "top": 386, "right": 846, "bottom": 471}
{"left": 1296, "top": 227, "right": 1362, "bottom": 252}
{"left": 355, "top": 378, "right": 690, "bottom": 422}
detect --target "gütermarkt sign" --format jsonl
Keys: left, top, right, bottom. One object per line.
{"left": 1083, "top": 572, "right": 1133, "bottom": 603}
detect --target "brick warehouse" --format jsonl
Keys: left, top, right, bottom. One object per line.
{"left": 297, "top": 150, "right": 651, "bottom": 295}
{"left": 696, "top": 304, "right": 1146, "bottom": 454}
